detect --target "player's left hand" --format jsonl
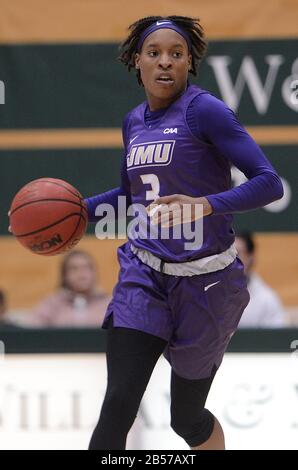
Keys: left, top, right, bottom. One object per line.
{"left": 146, "top": 194, "right": 213, "bottom": 228}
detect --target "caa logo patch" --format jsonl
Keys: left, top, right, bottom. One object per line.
{"left": 163, "top": 128, "right": 177, "bottom": 134}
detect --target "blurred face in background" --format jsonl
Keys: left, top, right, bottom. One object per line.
{"left": 235, "top": 237, "right": 254, "bottom": 277}
{"left": 63, "top": 253, "right": 97, "bottom": 295}
{"left": 0, "top": 293, "right": 6, "bottom": 318}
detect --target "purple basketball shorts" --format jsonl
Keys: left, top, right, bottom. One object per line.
{"left": 103, "top": 242, "right": 250, "bottom": 380}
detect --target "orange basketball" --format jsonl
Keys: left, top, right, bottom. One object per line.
{"left": 9, "top": 178, "right": 88, "bottom": 256}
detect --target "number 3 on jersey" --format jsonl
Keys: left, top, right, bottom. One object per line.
{"left": 140, "top": 174, "right": 160, "bottom": 201}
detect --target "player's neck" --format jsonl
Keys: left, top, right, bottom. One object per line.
{"left": 146, "top": 84, "right": 188, "bottom": 112}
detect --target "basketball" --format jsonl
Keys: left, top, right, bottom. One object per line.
{"left": 9, "top": 178, "right": 88, "bottom": 256}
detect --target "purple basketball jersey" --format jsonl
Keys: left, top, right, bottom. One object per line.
{"left": 125, "top": 84, "right": 234, "bottom": 262}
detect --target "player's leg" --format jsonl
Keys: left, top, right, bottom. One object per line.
{"left": 89, "top": 315, "right": 167, "bottom": 450}
{"left": 166, "top": 257, "right": 249, "bottom": 449}
{"left": 170, "top": 365, "right": 225, "bottom": 450}
{"left": 192, "top": 416, "right": 224, "bottom": 450}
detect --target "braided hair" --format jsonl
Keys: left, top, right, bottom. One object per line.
{"left": 118, "top": 16, "right": 207, "bottom": 85}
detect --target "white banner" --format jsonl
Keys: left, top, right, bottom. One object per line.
{"left": 0, "top": 353, "right": 297, "bottom": 450}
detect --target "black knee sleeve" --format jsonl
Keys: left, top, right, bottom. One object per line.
{"left": 170, "top": 367, "right": 217, "bottom": 447}
{"left": 171, "top": 407, "right": 215, "bottom": 447}
{"left": 89, "top": 385, "right": 142, "bottom": 450}
{"left": 89, "top": 316, "right": 167, "bottom": 450}
{"left": 101, "top": 385, "right": 139, "bottom": 429}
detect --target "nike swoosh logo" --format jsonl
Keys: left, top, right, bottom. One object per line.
{"left": 156, "top": 21, "right": 171, "bottom": 26}
{"left": 204, "top": 281, "right": 221, "bottom": 292}
{"left": 129, "top": 135, "right": 139, "bottom": 145}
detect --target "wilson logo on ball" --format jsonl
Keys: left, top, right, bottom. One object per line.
{"left": 30, "top": 234, "right": 63, "bottom": 252}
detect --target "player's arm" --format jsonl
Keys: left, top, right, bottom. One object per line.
{"left": 84, "top": 114, "right": 132, "bottom": 222}
{"left": 84, "top": 156, "right": 131, "bottom": 222}
{"left": 193, "top": 94, "right": 284, "bottom": 214}
{"left": 148, "top": 95, "right": 284, "bottom": 227}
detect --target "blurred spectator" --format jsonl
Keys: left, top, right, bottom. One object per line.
{"left": 31, "top": 250, "right": 111, "bottom": 327}
{"left": 0, "top": 290, "right": 8, "bottom": 324}
{"left": 235, "top": 232, "right": 286, "bottom": 328}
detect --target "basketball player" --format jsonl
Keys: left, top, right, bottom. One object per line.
{"left": 85, "top": 16, "right": 284, "bottom": 450}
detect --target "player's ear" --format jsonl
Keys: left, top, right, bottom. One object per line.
{"left": 135, "top": 53, "right": 140, "bottom": 69}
